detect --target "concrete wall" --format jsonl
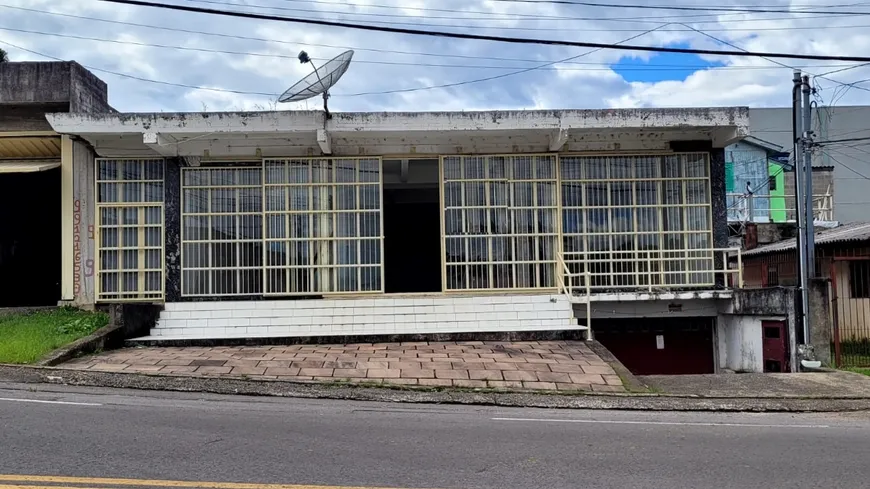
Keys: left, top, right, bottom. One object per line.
{"left": 720, "top": 286, "right": 798, "bottom": 371}
{"left": 717, "top": 315, "right": 764, "bottom": 372}
{"left": 750, "top": 107, "right": 868, "bottom": 223}
{"left": 0, "top": 61, "right": 112, "bottom": 131}
{"left": 70, "top": 138, "right": 96, "bottom": 306}
{"left": 578, "top": 298, "right": 719, "bottom": 319}
{"left": 783, "top": 167, "right": 834, "bottom": 221}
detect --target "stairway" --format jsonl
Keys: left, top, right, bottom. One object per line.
{"left": 135, "top": 294, "right": 586, "bottom": 340}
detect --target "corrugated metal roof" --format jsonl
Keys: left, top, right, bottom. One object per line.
{"left": 0, "top": 159, "right": 61, "bottom": 173}
{"left": 0, "top": 136, "right": 61, "bottom": 158}
{"left": 743, "top": 222, "right": 870, "bottom": 256}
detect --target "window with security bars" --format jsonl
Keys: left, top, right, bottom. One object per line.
{"left": 560, "top": 153, "right": 713, "bottom": 289}
{"left": 95, "top": 158, "right": 164, "bottom": 301}
{"left": 181, "top": 166, "right": 263, "bottom": 296}
{"left": 441, "top": 155, "right": 559, "bottom": 291}
{"left": 263, "top": 158, "right": 383, "bottom": 294}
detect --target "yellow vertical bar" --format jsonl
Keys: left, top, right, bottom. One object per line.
{"left": 439, "top": 156, "right": 448, "bottom": 293}
{"left": 308, "top": 161, "right": 314, "bottom": 294}
{"left": 94, "top": 159, "right": 102, "bottom": 302}
{"left": 262, "top": 159, "right": 270, "bottom": 295}
{"left": 460, "top": 157, "right": 469, "bottom": 290}
{"left": 180, "top": 167, "right": 186, "bottom": 296}
{"left": 631, "top": 157, "right": 640, "bottom": 288}
{"left": 378, "top": 158, "right": 385, "bottom": 293}
{"left": 681, "top": 154, "right": 690, "bottom": 285}
{"left": 484, "top": 157, "right": 494, "bottom": 288}
{"left": 605, "top": 156, "right": 613, "bottom": 288}
{"left": 332, "top": 181, "right": 338, "bottom": 293}
{"left": 532, "top": 155, "right": 541, "bottom": 288}
{"left": 138, "top": 206, "right": 146, "bottom": 298}
{"left": 581, "top": 157, "right": 589, "bottom": 289}
{"left": 207, "top": 171, "right": 213, "bottom": 296}
{"left": 356, "top": 161, "right": 362, "bottom": 293}
{"left": 656, "top": 155, "right": 665, "bottom": 286}
{"left": 555, "top": 154, "right": 563, "bottom": 292}
{"left": 60, "top": 135, "right": 74, "bottom": 302}
{"left": 509, "top": 157, "right": 517, "bottom": 289}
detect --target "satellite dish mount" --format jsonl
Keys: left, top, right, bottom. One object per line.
{"left": 279, "top": 50, "right": 354, "bottom": 121}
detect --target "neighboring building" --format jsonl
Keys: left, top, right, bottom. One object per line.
{"left": 749, "top": 106, "right": 870, "bottom": 224}
{"left": 725, "top": 135, "right": 786, "bottom": 224}
{"left": 742, "top": 222, "right": 870, "bottom": 366}
{"left": 725, "top": 135, "right": 835, "bottom": 225}
{"left": 44, "top": 106, "right": 767, "bottom": 375}
{"left": 0, "top": 61, "right": 112, "bottom": 307}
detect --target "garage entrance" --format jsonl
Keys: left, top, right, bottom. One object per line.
{"left": 0, "top": 165, "right": 61, "bottom": 306}
{"left": 594, "top": 317, "right": 716, "bottom": 375}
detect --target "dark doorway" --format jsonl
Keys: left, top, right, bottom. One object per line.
{"left": 0, "top": 167, "right": 61, "bottom": 307}
{"left": 383, "top": 187, "right": 441, "bottom": 293}
{"left": 594, "top": 317, "right": 716, "bottom": 375}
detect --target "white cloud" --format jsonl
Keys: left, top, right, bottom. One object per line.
{"left": 2, "top": 0, "right": 870, "bottom": 112}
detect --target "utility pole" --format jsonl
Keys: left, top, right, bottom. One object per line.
{"left": 802, "top": 75, "right": 816, "bottom": 277}
{"left": 793, "top": 71, "right": 811, "bottom": 352}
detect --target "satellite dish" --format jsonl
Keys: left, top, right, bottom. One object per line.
{"left": 278, "top": 50, "right": 354, "bottom": 118}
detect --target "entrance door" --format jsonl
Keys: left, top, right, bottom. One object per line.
{"left": 383, "top": 187, "right": 441, "bottom": 293}
{"left": 0, "top": 167, "right": 61, "bottom": 306}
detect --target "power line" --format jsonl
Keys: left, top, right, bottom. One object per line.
{"left": 4, "top": 26, "right": 864, "bottom": 73}
{"left": 332, "top": 24, "right": 669, "bottom": 97}
{"left": 90, "top": 0, "right": 870, "bottom": 63}
{"left": 0, "top": 24, "right": 663, "bottom": 98}
{"left": 814, "top": 135, "right": 870, "bottom": 145}
{"left": 179, "top": 0, "right": 870, "bottom": 27}
{"left": 3, "top": 5, "right": 822, "bottom": 67}
{"left": 183, "top": 0, "right": 870, "bottom": 23}
{"left": 819, "top": 148, "right": 870, "bottom": 179}
{"left": 0, "top": 39, "right": 276, "bottom": 96}
{"left": 481, "top": 0, "right": 870, "bottom": 15}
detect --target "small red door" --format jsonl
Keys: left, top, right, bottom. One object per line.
{"left": 762, "top": 320, "right": 789, "bottom": 372}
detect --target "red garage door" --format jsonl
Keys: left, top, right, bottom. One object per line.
{"left": 594, "top": 318, "right": 715, "bottom": 375}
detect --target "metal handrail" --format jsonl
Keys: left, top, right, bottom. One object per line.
{"left": 727, "top": 191, "right": 834, "bottom": 222}
{"left": 560, "top": 247, "right": 743, "bottom": 292}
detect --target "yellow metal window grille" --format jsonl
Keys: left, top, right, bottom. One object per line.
{"left": 95, "top": 158, "right": 165, "bottom": 302}
{"left": 263, "top": 158, "right": 383, "bottom": 295}
{"left": 560, "top": 153, "right": 714, "bottom": 290}
{"left": 181, "top": 166, "right": 263, "bottom": 296}
{"left": 441, "top": 154, "right": 559, "bottom": 291}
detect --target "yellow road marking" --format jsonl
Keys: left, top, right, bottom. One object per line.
{"left": 0, "top": 476, "right": 418, "bottom": 489}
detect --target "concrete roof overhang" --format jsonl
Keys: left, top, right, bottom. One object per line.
{"left": 47, "top": 108, "right": 749, "bottom": 159}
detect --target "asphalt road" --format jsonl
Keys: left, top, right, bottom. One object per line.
{"left": 1, "top": 383, "right": 870, "bottom": 489}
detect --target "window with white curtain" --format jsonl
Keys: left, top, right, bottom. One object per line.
{"left": 560, "top": 153, "right": 713, "bottom": 289}
{"left": 95, "top": 158, "right": 164, "bottom": 302}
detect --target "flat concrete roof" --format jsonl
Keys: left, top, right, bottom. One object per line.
{"left": 46, "top": 107, "right": 750, "bottom": 159}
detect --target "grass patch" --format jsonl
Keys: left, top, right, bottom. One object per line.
{"left": 845, "top": 368, "right": 870, "bottom": 377}
{"left": 0, "top": 308, "right": 109, "bottom": 364}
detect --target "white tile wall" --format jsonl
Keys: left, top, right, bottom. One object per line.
{"left": 143, "top": 294, "right": 585, "bottom": 340}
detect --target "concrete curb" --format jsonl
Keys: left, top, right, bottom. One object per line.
{"left": 36, "top": 323, "right": 125, "bottom": 367}
{"left": 1, "top": 365, "right": 870, "bottom": 412}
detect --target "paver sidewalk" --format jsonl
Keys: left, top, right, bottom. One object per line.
{"left": 61, "top": 341, "right": 625, "bottom": 392}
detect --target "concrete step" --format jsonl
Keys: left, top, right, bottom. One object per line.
{"left": 136, "top": 294, "right": 585, "bottom": 340}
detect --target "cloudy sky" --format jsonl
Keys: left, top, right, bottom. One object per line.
{"left": 3, "top": 0, "right": 870, "bottom": 112}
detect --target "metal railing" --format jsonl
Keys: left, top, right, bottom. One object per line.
{"left": 559, "top": 247, "right": 743, "bottom": 294}
{"left": 556, "top": 253, "right": 592, "bottom": 341}
{"left": 728, "top": 189, "right": 834, "bottom": 223}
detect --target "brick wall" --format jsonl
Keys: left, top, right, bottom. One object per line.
{"left": 783, "top": 167, "right": 834, "bottom": 220}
